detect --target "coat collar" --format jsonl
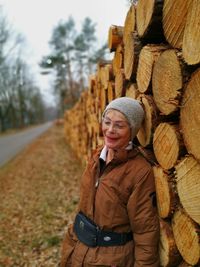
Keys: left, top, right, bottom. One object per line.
{"left": 93, "top": 144, "right": 139, "bottom": 165}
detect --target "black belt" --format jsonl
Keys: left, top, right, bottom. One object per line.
{"left": 74, "top": 212, "right": 132, "bottom": 247}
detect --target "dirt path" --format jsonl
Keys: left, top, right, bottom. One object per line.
{"left": 0, "top": 125, "right": 84, "bottom": 267}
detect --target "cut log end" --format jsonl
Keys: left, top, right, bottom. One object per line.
{"left": 108, "top": 25, "right": 123, "bottom": 52}
{"left": 136, "top": 45, "right": 167, "bottom": 93}
{"left": 153, "top": 166, "right": 177, "bottom": 218}
{"left": 172, "top": 208, "right": 200, "bottom": 266}
{"left": 123, "top": 5, "right": 136, "bottom": 45}
{"left": 175, "top": 155, "right": 200, "bottom": 225}
{"left": 153, "top": 122, "right": 184, "bottom": 170}
{"left": 163, "top": 0, "right": 192, "bottom": 49}
{"left": 180, "top": 68, "right": 200, "bottom": 162}
{"left": 159, "top": 219, "right": 182, "bottom": 267}
{"left": 124, "top": 32, "right": 141, "bottom": 81}
{"left": 182, "top": 0, "right": 200, "bottom": 65}
{"left": 137, "top": 94, "right": 159, "bottom": 147}
{"left": 152, "top": 49, "right": 182, "bottom": 115}
{"left": 136, "top": 0, "right": 164, "bottom": 43}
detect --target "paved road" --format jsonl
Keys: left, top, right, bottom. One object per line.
{"left": 0, "top": 122, "right": 53, "bottom": 167}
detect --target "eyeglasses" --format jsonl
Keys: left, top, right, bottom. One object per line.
{"left": 102, "top": 117, "right": 130, "bottom": 132}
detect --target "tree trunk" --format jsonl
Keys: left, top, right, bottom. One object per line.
{"left": 153, "top": 122, "right": 185, "bottom": 170}
{"left": 175, "top": 155, "right": 200, "bottom": 225}
{"left": 180, "top": 68, "right": 200, "bottom": 162}
{"left": 172, "top": 208, "right": 200, "bottom": 266}
{"left": 136, "top": 0, "right": 164, "bottom": 43}
{"left": 153, "top": 166, "right": 177, "bottom": 219}
{"left": 162, "top": 0, "right": 192, "bottom": 49}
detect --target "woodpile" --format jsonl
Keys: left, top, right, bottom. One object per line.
{"left": 64, "top": 1, "right": 200, "bottom": 266}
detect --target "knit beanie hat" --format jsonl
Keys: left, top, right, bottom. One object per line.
{"left": 102, "top": 97, "right": 145, "bottom": 139}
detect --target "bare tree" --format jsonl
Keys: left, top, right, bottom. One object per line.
{"left": 0, "top": 6, "right": 46, "bottom": 132}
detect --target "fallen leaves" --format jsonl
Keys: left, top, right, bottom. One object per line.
{"left": 0, "top": 125, "right": 84, "bottom": 266}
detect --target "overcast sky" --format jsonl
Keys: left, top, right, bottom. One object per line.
{"left": 0, "top": 0, "right": 129, "bottom": 104}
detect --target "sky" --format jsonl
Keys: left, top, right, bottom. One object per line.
{"left": 0, "top": 0, "right": 129, "bottom": 104}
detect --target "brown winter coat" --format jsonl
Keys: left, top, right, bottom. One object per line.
{"left": 61, "top": 146, "right": 160, "bottom": 267}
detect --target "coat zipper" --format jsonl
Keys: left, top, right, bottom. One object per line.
{"left": 95, "top": 162, "right": 113, "bottom": 188}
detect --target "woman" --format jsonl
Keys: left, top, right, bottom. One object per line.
{"left": 61, "top": 97, "right": 160, "bottom": 267}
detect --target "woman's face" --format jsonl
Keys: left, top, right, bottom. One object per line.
{"left": 102, "top": 109, "right": 131, "bottom": 150}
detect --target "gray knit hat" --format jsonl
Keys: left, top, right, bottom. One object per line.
{"left": 102, "top": 97, "right": 145, "bottom": 139}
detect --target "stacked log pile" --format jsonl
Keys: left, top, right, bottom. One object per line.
{"left": 64, "top": 0, "right": 200, "bottom": 266}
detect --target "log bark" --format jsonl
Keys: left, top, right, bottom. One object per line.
{"left": 136, "top": 94, "right": 160, "bottom": 147}
{"left": 182, "top": 0, "right": 200, "bottom": 65}
{"left": 153, "top": 122, "right": 185, "bottom": 170}
{"left": 152, "top": 49, "right": 183, "bottom": 115}
{"left": 172, "top": 208, "right": 200, "bottom": 266}
{"left": 153, "top": 166, "right": 177, "bottom": 219}
{"left": 175, "top": 155, "right": 200, "bottom": 225}
{"left": 124, "top": 32, "right": 142, "bottom": 80}
{"left": 162, "top": 0, "right": 192, "bottom": 49}
{"left": 123, "top": 5, "right": 135, "bottom": 45}
{"left": 159, "top": 219, "right": 182, "bottom": 267}
{"left": 136, "top": 0, "right": 164, "bottom": 43}
{"left": 180, "top": 68, "right": 200, "bottom": 162}
{"left": 108, "top": 25, "right": 123, "bottom": 52}
{"left": 136, "top": 44, "right": 168, "bottom": 93}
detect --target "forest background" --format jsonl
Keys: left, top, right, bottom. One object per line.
{"left": 0, "top": 0, "right": 132, "bottom": 132}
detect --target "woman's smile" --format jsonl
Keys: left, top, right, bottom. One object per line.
{"left": 104, "top": 135, "right": 119, "bottom": 144}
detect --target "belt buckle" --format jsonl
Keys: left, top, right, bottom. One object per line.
{"left": 79, "top": 220, "right": 84, "bottom": 230}
{"left": 103, "top": 236, "right": 111, "bottom": 242}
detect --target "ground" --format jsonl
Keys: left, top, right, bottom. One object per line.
{"left": 0, "top": 125, "right": 84, "bottom": 267}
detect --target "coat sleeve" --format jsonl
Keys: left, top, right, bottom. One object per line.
{"left": 127, "top": 166, "right": 160, "bottom": 267}
{"left": 60, "top": 223, "right": 78, "bottom": 267}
